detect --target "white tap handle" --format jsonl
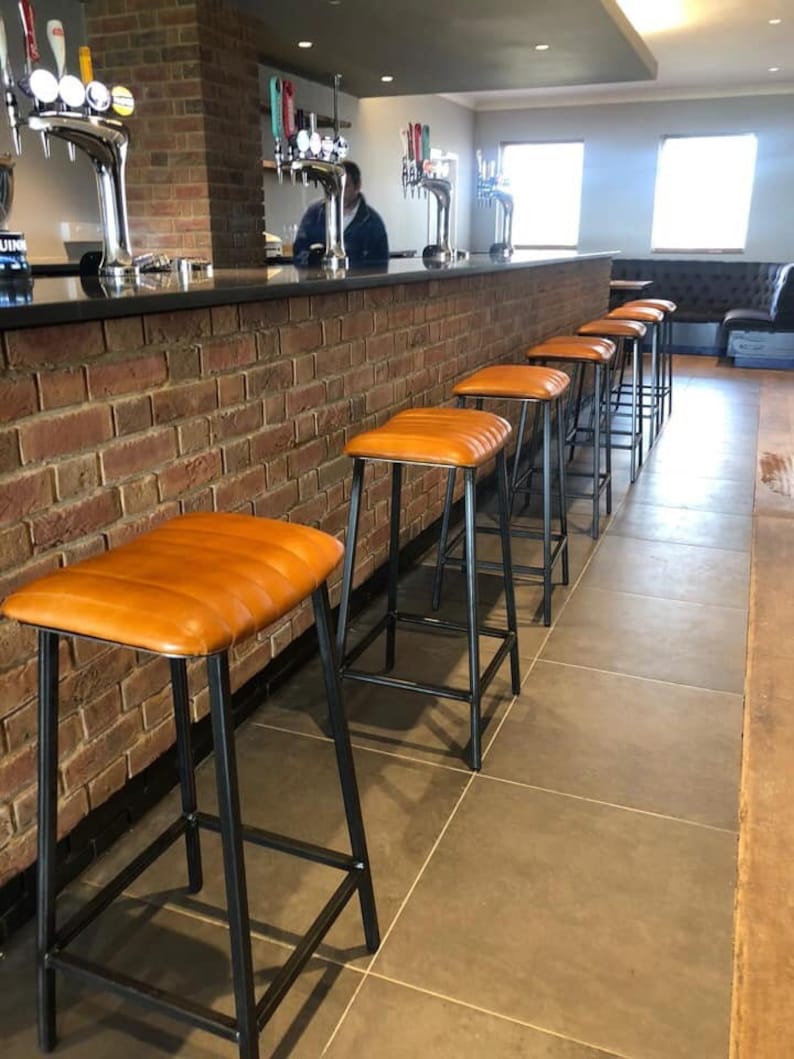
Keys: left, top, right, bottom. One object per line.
{"left": 46, "top": 19, "right": 65, "bottom": 78}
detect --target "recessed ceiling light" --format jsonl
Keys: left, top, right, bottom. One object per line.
{"left": 769, "top": 66, "right": 781, "bottom": 72}
{"left": 769, "top": 18, "right": 782, "bottom": 24}
{"left": 380, "top": 75, "right": 394, "bottom": 83}
{"left": 535, "top": 43, "right": 550, "bottom": 51}
{"left": 298, "top": 41, "right": 313, "bottom": 48}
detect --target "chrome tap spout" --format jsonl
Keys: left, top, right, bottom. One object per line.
{"left": 419, "top": 175, "right": 453, "bottom": 263}
{"left": 289, "top": 158, "right": 348, "bottom": 270}
{"left": 491, "top": 189, "right": 514, "bottom": 259}
{"left": 27, "top": 111, "right": 135, "bottom": 278}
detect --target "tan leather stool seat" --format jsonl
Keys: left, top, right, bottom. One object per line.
{"left": 608, "top": 304, "right": 665, "bottom": 324}
{"left": 545, "top": 335, "right": 616, "bottom": 356}
{"left": 344, "top": 407, "right": 511, "bottom": 468}
{"left": 453, "top": 365, "right": 570, "bottom": 401}
{"left": 623, "top": 298, "right": 677, "bottom": 313}
{"left": 2, "top": 512, "right": 344, "bottom": 657}
{"left": 578, "top": 318, "right": 647, "bottom": 339}
{"left": 525, "top": 340, "right": 615, "bottom": 364}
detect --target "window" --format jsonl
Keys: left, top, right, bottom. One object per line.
{"left": 651, "top": 134, "right": 757, "bottom": 253}
{"left": 500, "top": 141, "right": 585, "bottom": 249}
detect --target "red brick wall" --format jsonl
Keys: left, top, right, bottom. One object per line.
{"left": 0, "top": 259, "right": 609, "bottom": 885}
{"left": 85, "top": 0, "right": 263, "bottom": 266}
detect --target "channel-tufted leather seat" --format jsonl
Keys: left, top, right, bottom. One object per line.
{"left": 344, "top": 407, "right": 511, "bottom": 467}
{"left": 3, "top": 512, "right": 345, "bottom": 657}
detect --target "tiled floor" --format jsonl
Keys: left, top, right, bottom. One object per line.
{"left": 3, "top": 355, "right": 767, "bottom": 1058}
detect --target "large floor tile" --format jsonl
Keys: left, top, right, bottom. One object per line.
{"left": 325, "top": 974, "right": 622, "bottom": 1058}
{"left": 541, "top": 586, "right": 747, "bottom": 693}
{"left": 373, "top": 780, "right": 736, "bottom": 1059}
{"left": 484, "top": 661, "right": 743, "bottom": 828}
{"left": 82, "top": 725, "right": 468, "bottom": 963}
{"left": 2, "top": 890, "right": 362, "bottom": 1058}
{"left": 623, "top": 470, "right": 754, "bottom": 516}
{"left": 579, "top": 534, "right": 751, "bottom": 609}
{"left": 609, "top": 500, "right": 752, "bottom": 552}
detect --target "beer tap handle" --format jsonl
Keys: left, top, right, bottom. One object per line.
{"left": 18, "top": 0, "right": 40, "bottom": 74}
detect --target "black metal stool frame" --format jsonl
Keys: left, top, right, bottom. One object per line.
{"left": 545, "top": 358, "right": 613, "bottom": 539}
{"left": 432, "top": 392, "right": 569, "bottom": 627}
{"left": 34, "top": 584, "right": 379, "bottom": 1059}
{"left": 336, "top": 450, "right": 520, "bottom": 771}
{"left": 605, "top": 335, "right": 644, "bottom": 482}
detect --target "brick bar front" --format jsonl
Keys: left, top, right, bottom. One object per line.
{"left": 0, "top": 256, "right": 610, "bottom": 889}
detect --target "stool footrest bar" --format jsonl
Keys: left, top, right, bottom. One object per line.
{"left": 47, "top": 949, "right": 239, "bottom": 1042}
{"left": 194, "top": 811, "right": 358, "bottom": 872}
{"left": 396, "top": 611, "right": 514, "bottom": 641}
{"left": 344, "top": 668, "right": 472, "bottom": 702}
{"left": 256, "top": 872, "right": 360, "bottom": 1029}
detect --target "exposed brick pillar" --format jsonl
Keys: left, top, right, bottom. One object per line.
{"left": 86, "top": 0, "right": 263, "bottom": 267}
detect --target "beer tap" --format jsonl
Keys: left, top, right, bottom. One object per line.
{"left": 274, "top": 73, "right": 350, "bottom": 267}
{"left": 2, "top": 2, "right": 141, "bottom": 279}
{"left": 289, "top": 157, "right": 347, "bottom": 270}
{"left": 0, "top": 16, "right": 21, "bottom": 154}
{"left": 475, "top": 150, "right": 514, "bottom": 260}
{"left": 400, "top": 120, "right": 454, "bottom": 264}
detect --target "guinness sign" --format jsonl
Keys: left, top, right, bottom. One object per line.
{"left": 0, "top": 231, "right": 31, "bottom": 276}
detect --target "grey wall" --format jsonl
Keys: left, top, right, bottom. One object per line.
{"left": 473, "top": 93, "right": 794, "bottom": 261}
{"left": 354, "top": 95, "right": 475, "bottom": 254}
{"left": 1, "top": 0, "right": 99, "bottom": 261}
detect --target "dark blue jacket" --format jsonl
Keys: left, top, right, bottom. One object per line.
{"left": 293, "top": 195, "right": 389, "bottom": 267}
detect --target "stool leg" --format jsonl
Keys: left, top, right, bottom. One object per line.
{"left": 542, "top": 401, "right": 553, "bottom": 627}
{"left": 629, "top": 337, "right": 638, "bottom": 483}
{"left": 337, "top": 458, "right": 364, "bottom": 662}
{"left": 313, "top": 584, "right": 380, "bottom": 952}
{"left": 636, "top": 339, "right": 645, "bottom": 469}
{"left": 37, "top": 629, "right": 59, "bottom": 1053}
{"left": 170, "top": 658, "right": 203, "bottom": 893}
{"left": 510, "top": 399, "right": 530, "bottom": 507}
{"left": 386, "top": 463, "right": 402, "bottom": 671}
{"left": 568, "top": 365, "right": 585, "bottom": 463}
{"left": 495, "top": 451, "right": 521, "bottom": 692}
{"left": 666, "top": 319, "right": 674, "bottom": 417}
{"left": 604, "top": 363, "right": 613, "bottom": 516}
{"left": 463, "top": 468, "right": 482, "bottom": 770}
{"left": 592, "top": 365, "right": 601, "bottom": 539}
{"left": 432, "top": 468, "right": 457, "bottom": 612}
{"left": 207, "top": 653, "right": 258, "bottom": 1059}
{"left": 650, "top": 324, "right": 660, "bottom": 444}
{"left": 556, "top": 396, "right": 569, "bottom": 585}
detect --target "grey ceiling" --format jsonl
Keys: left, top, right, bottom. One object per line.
{"left": 239, "top": 0, "right": 657, "bottom": 99}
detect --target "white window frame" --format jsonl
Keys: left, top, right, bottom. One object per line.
{"left": 651, "top": 133, "right": 758, "bottom": 254}
{"left": 499, "top": 140, "right": 585, "bottom": 250}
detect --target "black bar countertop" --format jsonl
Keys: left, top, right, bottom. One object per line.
{"left": 0, "top": 251, "right": 614, "bottom": 330}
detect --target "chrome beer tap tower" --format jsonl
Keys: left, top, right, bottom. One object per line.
{"left": 1, "top": 6, "right": 140, "bottom": 280}
{"left": 476, "top": 150, "right": 514, "bottom": 261}
{"left": 271, "top": 73, "right": 349, "bottom": 271}
{"left": 400, "top": 122, "right": 454, "bottom": 265}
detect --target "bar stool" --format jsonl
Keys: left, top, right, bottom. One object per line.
{"left": 336, "top": 407, "right": 520, "bottom": 771}
{"left": 524, "top": 339, "right": 615, "bottom": 538}
{"left": 1, "top": 512, "right": 379, "bottom": 1059}
{"left": 573, "top": 320, "right": 647, "bottom": 482}
{"left": 621, "top": 298, "right": 678, "bottom": 422}
{"left": 607, "top": 303, "right": 666, "bottom": 443}
{"left": 432, "top": 365, "right": 571, "bottom": 626}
